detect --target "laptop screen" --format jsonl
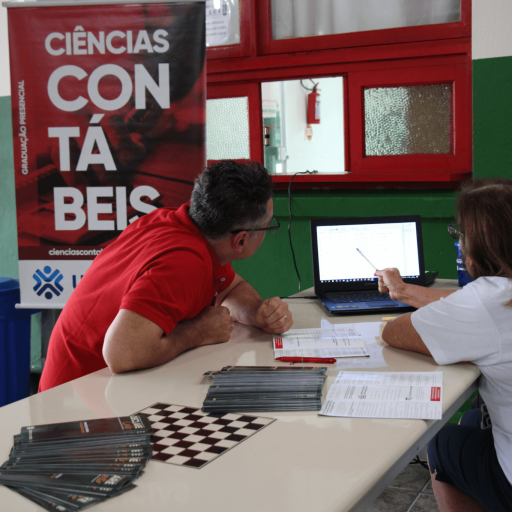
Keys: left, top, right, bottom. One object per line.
{"left": 311, "top": 216, "right": 425, "bottom": 293}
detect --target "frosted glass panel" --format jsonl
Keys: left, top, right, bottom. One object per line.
{"left": 206, "top": 0, "right": 240, "bottom": 47}
{"left": 207, "top": 97, "right": 250, "bottom": 160}
{"left": 272, "top": 0, "right": 460, "bottom": 40}
{"left": 364, "top": 84, "right": 453, "bottom": 156}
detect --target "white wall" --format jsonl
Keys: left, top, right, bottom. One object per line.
{"left": 262, "top": 77, "right": 346, "bottom": 174}
{"left": 261, "top": 81, "right": 281, "bottom": 104}
{"left": 473, "top": 0, "right": 512, "bottom": 60}
{"left": 0, "top": 4, "right": 10, "bottom": 97}
{"left": 283, "top": 76, "right": 345, "bottom": 174}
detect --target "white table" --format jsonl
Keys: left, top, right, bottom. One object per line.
{"left": 0, "top": 279, "right": 480, "bottom": 511}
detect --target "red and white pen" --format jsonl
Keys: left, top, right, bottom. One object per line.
{"left": 276, "top": 357, "right": 337, "bottom": 364}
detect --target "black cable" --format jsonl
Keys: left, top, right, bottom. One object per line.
{"left": 300, "top": 79, "right": 318, "bottom": 91}
{"left": 288, "top": 170, "right": 317, "bottom": 292}
{"left": 409, "top": 456, "right": 429, "bottom": 470}
{"left": 279, "top": 296, "right": 317, "bottom": 299}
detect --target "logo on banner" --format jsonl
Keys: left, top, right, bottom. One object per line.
{"left": 33, "top": 266, "right": 64, "bottom": 299}
{"left": 72, "top": 275, "right": 84, "bottom": 289}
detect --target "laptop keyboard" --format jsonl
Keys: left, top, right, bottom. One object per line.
{"left": 326, "top": 292, "right": 393, "bottom": 303}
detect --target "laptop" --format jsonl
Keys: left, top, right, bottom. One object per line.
{"left": 310, "top": 215, "right": 426, "bottom": 315}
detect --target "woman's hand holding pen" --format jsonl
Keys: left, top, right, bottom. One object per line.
{"left": 374, "top": 268, "right": 407, "bottom": 302}
{"left": 376, "top": 268, "right": 457, "bottom": 309}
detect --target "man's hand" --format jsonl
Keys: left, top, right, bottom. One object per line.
{"left": 177, "top": 306, "right": 234, "bottom": 347}
{"left": 218, "top": 274, "right": 293, "bottom": 334}
{"left": 254, "top": 297, "right": 293, "bottom": 334}
{"left": 374, "top": 268, "right": 406, "bottom": 301}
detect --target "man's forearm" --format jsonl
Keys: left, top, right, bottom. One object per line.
{"left": 393, "top": 284, "right": 456, "bottom": 309}
{"left": 104, "top": 311, "right": 201, "bottom": 374}
{"left": 104, "top": 308, "right": 232, "bottom": 374}
{"left": 217, "top": 273, "right": 292, "bottom": 334}
{"left": 218, "top": 279, "right": 263, "bottom": 327}
{"left": 115, "top": 325, "right": 196, "bottom": 373}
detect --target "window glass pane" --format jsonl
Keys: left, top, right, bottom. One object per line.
{"left": 272, "top": 0, "right": 460, "bottom": 40}
{"left": 206, "top": 0, "right": 240, "bottom": 47}
{"left": 364, "top": 84, "right": 453, "bottom": 156}
{"left": 206, "top": 97, "right": 250, "bottom": 160}
{"left": 263, "top": 96, "right": 284, "bottom": 174}
{"left": 262, "top": 77, "right": 345, "bottom": 174}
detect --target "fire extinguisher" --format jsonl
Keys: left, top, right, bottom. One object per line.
{"left": 307, "top": 84, "right": 320, "bottom": 124}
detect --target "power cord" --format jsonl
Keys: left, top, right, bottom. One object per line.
{"left": 287, "top": 170, "right": 318, "bottom": 292}
{"left": 409, "top": 456, "right": 429, "bottom": 470}
{"left": 279, "top": 295, "right": 317, "bottom": 299}
{"left": 300, "top": 79, "right": 318, "bottom": 91}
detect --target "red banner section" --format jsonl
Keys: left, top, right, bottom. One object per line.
{"left": 9, "top": 2, "right": 205, "bottom": 255}
{"left": 7, "top": 1, "right": 206, "bottom": 306}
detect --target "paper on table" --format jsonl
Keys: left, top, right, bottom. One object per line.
{"left": 273, "top": 326, "right": 369, "bottom": 359}
{"left": 336, "top": 343, "right": 387, "bottom": 370}
{"left": 319, "top": 371, "right": 443, "bottom": 420}
{"left": 317, "top": 321, "right": 388, "bottom": 368}
{"left": 320, "top": 320, "right": 382, "bottom": 344}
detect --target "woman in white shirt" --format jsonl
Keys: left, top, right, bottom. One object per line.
{"left": 375, "top": 178, "right": 512, "bottom": 512}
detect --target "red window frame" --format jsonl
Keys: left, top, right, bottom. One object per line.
{"left": 205, "top": 0, "right": 472, "bottom": 188}
{"left": 206, "top": 0, "right": 254, "bottom": 60}
{"left": 256, "top": 0, "right": 471, "bottom": 55}
{"left": 348, "top": 63, "right": 471, "bottom": 176}
{"left": 206, "top": 83, "right": 263, "bottom": 165}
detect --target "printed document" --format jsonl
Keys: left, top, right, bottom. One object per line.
{"left": 273, "top": 325, "right": 369, "bottom": 359}
{"left": 319, "top": 371, "right": 443, "bottom": 420}
{"left": 320, "top": 321, "right": 388, "bottom": 369}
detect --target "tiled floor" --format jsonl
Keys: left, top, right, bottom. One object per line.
{"left": 364, "top": 458, "right": 440, "bottom": 512}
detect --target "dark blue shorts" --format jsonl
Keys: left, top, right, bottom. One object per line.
{"left": 428, "top": 409, "right": 512, "bottom": 512}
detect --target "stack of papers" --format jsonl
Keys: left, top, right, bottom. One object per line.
{"left": 202, "top": 366, "right": 327, "bottom": 412}
{"left": 273, "top": 326, "right": 369, "bottom": 360}
{"left": 0, "top": 414, "right": 153, "bottom": 511}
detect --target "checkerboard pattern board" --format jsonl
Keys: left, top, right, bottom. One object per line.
{"left": 138, "top": 403, "right": 276, "bottom": 469}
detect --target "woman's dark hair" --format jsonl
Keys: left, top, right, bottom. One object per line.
{"left": 189, "top": 160, "right": 273, "bottom": 240}
{"left": 457, "top": 178, "right": 512, "bottom": 286}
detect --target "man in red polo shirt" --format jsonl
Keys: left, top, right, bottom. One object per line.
{"left": 39, "top": 160, "right": 292, "bottom": 391}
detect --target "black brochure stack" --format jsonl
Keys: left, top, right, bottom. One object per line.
{"left": 0, "top": 414, "right": 153, "bottom": 511}
{"left": 202, "top": 365, "right": 327, "bottom": 412}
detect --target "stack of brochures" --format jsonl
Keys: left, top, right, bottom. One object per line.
{"left": 202, "top": 366, "right": 327, "bottom": 413}
{"left": 0, "top": 414, "right": 153, "bottom": 510}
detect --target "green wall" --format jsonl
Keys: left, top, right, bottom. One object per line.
{"left": 0, "top": 96, "right": 18, "bottom": 279}
{"left": 0, "top": 96, "right": 41, "bottom": 370}
{"left": 233, "top": 189, "right": 458, "bottom": 299}
{"left": 473, "top": 55, "right": 512, "bottom": 181}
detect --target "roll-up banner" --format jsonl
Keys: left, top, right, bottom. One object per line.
{"left": 4, "top": 0, "right": 206, "bottom": 308}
